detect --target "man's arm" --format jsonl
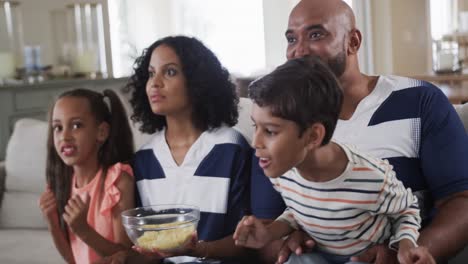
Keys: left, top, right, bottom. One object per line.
{"left": 418, "top": 190, "right": 468, "bottom": 261}
{"left": 417, "top": 87, "right": 468, "bottom": 261}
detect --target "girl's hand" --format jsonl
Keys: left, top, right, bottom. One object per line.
{"left": 63, "top": 194, "right": 91, "bottom": 237}
{"left": 233, "top": 215, "right": 271, "bottom": 248}
{"left": 38, "top": 188, "right": 58, "bottom": 224}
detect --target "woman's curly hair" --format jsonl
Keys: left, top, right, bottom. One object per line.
{"left": 125, "top": 35, "right": 239, "bottom": 134}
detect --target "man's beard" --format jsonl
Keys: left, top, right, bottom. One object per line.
{"left": 327, "top": 50, "right": 346, "bottom": 78}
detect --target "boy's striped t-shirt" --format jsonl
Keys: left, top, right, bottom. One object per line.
{"left": 272, "top": 143, "right": 421, "bottom": 257}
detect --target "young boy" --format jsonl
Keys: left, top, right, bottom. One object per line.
{"left": 233, "top": 57, "right": 435, "bottom": 264}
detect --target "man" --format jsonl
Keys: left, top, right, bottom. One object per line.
{"left": 268, "top": 0, "right": 468, "bottom": 263}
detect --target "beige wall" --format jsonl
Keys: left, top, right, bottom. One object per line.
{"left": 371, "top": 0, "right": 430, "bottom": 75}
{"left": 391, "top": 0, "right": 430, "bottom": 75}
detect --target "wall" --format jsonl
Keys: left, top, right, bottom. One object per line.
{"left": 370, "top": 0, "right": 430, "bottom": 75}
{"left": 391, "top": 0, "right": 430, "bottom": 75}
{"left": 371, "top": 0, "right": 393, "bottom": 75}
{"left": 262, "top": 0, "right": 298, "bottom": 72}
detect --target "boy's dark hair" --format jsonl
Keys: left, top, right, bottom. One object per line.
{"left": 125, "top": 35, "right": 239, "bottom": 133}
{"left": 46, "top": 88, "right": 134, "bottom": 230}
{"left": 248, "top": 56, "right": 343, "bottom": 145}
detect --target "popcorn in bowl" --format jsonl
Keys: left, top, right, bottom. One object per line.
{"left": 122, "top": 205, "right": 200, "bottom": 252}
{"left": 136, "top": 222, "right": 196, "bottom": 251}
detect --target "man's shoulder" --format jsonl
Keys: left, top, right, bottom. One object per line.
{"left": 369, "top": 75, "right": 450, "bottom": 124}
{"left": 379, "top": 75, "right": 439, "bottom": 94}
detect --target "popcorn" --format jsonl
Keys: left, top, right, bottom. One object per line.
{"left": 136, "top": 222, "right": 196, "bottom": 251}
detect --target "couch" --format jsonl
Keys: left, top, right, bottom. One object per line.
{"left": 0, "top": 99, "right": 466, "bottom": 264}
{"left": 0, "top": 94, "right": 253, "bottom": 264}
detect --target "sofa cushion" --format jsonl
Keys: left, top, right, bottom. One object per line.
{"left": 0, "top": 229, "right": 62, "bottom": 264}
{"left": 234, "top": 97, "right": 254, "bottom": 143}
{"left": 454, "top": 103, "right": 468, "bottom": 132}
{"left": 0, "top": 191, "right": 46, "bottom": 228}
{"left": 5, "top": 118, "right": 48, "bottom": 193}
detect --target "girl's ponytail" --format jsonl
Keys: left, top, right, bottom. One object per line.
{"left": 100, "top": 89, "right": 134, "bottom": 166}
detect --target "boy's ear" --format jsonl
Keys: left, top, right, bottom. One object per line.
{"left": 304, "top": 123, "right": 326, "bottom": 150}
{"left": 97, "top": 122, "right": 110, "bottom": 142}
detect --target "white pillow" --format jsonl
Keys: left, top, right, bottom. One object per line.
{"left": 234, "top": 97, "right": 254, "bottom": 143}
{"left": 114, "top": 88, "right": 153, "bottom": 150}
{"left": 0, "top": 191, "right": 47, "bottom": 228}
{"left": 454, "top": 104, "right": 468, "bottom": 132}
{"left": 5, "top": 118, "right": 48, "bottom": 193}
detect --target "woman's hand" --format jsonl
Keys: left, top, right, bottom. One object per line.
{"left": 63, "top": 194, "right": 91, "bottom": 237}
{"left": 38, "top": 188, "right": 58, "bottom": 224}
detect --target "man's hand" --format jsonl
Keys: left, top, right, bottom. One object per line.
{"left": 276, "top": 230, "right": 315, "bottom": 264}
{"left": 350, "top": 244, "right": 398, "bottom": 264}
{"left": 233, "top": 215, "right": 271, "bottom": 248}
{"left": 63, "top": 194, "right": 91, "bottom": 237}
{"left": 38, "top": 188, "right": 58, "bottom": 224}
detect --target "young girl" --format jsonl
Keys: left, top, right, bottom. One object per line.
{"left": 39, "top": 88, "right": 135, "bottom": 264}
{"left": 115, "top": 35, "right": 253, "bottom": 264}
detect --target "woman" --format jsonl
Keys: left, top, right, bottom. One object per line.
{"left": 124, "top": 36, "right": 252, "bottom": 264}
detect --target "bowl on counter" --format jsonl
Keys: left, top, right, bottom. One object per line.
{"left": 121, "top": 204, "right": 200, "bottom": 252}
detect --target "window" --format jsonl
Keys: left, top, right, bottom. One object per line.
{"left": 430, "top": 0, "right": 457, "bottom": 40}
{"left": 108, "top": 0, "right": 265, "bottom": 78}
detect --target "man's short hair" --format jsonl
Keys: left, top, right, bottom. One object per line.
{"left": 248, "top": 56, "right": 343, "bottom": 145}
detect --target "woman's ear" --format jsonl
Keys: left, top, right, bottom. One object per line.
{"left": 97, "top": 122, "right": 110, "bottom": 143}
{"left": 304, "top": 123, "right": 326, "bottom": 150}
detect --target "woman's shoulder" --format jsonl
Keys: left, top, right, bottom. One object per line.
{"left": 137, "top": 130, "right": 164, "bottom": 151}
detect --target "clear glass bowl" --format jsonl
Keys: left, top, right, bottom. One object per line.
{"left": 121, "top": 204, "right": 200, "bottom": 252}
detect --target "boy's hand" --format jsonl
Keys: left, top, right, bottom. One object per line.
{"left": 351, "top": 244, "right": 398, "bottom": 264}
{"left": 276, "top": 230, "right": 315, "bottom": 264}
{"left": 397, "top": 239, "right": 416, "bottom": 264}
{"left": 398, "top": 240, "right": 435, "bottom": 264}
{"left": 38, "top": 188, "right": 58, "bottom": 224}
{"left": 233, "top": 215, "right": 271, "bottom": 248}
{"left": 63, "top": 194, "right": 91, "bottom": 237}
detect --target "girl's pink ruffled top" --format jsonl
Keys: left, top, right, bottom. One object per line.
{"left": 69, "top": 163, "right": 133, "bottom": 264}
